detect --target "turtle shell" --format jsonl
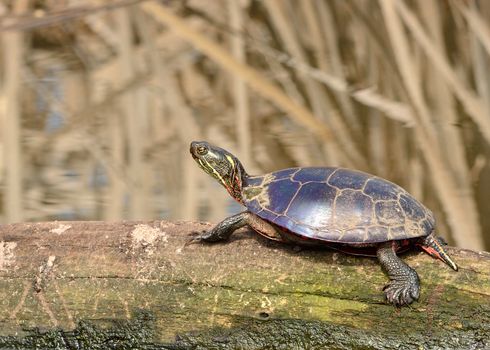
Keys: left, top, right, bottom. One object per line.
{"left": 242, "top": 167, "right": 435, "bottom": 243}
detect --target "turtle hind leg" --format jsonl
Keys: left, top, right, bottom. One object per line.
{"left": 376, "top": 242, "right": 420, "bottom": 306}
{"left": 418, "top": 232, "right": 458, "bottom": 271}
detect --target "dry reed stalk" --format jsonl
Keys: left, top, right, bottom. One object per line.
{"left": 0, "top": 0, "right": 6, "bottom": 186}
{"left": 116, "top": 7, "right": 147, "bottom": 219}
{"left": 155, "top": 47, "right": 215, "bottom": 219}
{"left": 390, "top": 120, "right": 409, "bottom": 187}
{"left": 300, "top": 1, "right": 328, "bottom": 73}
{"left": 366, "top": 56, "right": 388, "bottom": 178}
{"left": 470, "top": 37, "right": 490, "bottom": 117}
{"left": 134, "top": 8, "right": 174, "bottom": 219}
{"left": 0, "top": 0, "right": 149, "bottom": 31}
{"left": 419, "top": 0, "right": 472, "bottom": 190}
{"left": 247, "top": 25, "right": 306, "bottom": 106}
{"left": 263, "top": 0, "right": 364, "bottom": 168}
{"left": 315, "top": 1, "right": 360, "bottom": 134}
{"left": 157, "top": 68, "right": 200, "bottom": 220}
{"left": 136, "top": 16, "right": 165, "bottom": 141}
{"left": 140, "top": 1, "right": 363, "bottom": 168}
{"left": 297, "top": 0, "right": 358, "bottom": 166}
{"left": 378, "top": 2, "right": 438, "bottom": 141}
{"left": 379, "top": 0, "right": 483, "bottom": 249}
{"left": 465, "top": 2, "right": 490, "bottom": 119}
{"left": 102, "top": 9, "right": 134, "bottom": 220}
{"left": 246, "top": 30, "right": 416, "bottom": 127}
{"left": 105, "top": 111, "right": 126, "bottom": 220}
{"left": 228, "top": 0, "right": 251, "bottom": 167}
{"left": 263, "top": 51, "right": 306, "bottom": 106}
{"left": 368, "top": 112, "right": 387, "bottom": 176}
{"left": 458, "top": 1, "right": 490, "bottom": 58}
{"left": 395, "top": 0, "right": 490, "bottom": 145}
{"left": 409, "top": 151, "right": 423, "bottom": 201}
{"left": 240, "top": 25, "right": 325, "bottom": 169}
{"left": 1, "top": 0, "right": 30, "bottom": 223}
{"left": 84, "top": 10, "right": 120, "bottom": 50}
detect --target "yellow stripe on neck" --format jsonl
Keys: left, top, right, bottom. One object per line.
{"left": 201, "top": 158, "right": 227, "bottom": 187}
{"left": 225, "top": 155, "right": 235, "bottom": 169}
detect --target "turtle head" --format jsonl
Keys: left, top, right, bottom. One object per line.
{"left": 190, "top": 141, "right": 247, "bottom": 203}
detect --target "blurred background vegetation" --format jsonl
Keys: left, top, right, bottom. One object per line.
{"left": 0, "top": 0, "right": 489, "bottom": 251}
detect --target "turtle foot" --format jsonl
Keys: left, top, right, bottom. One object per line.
{"left": 184, "top": 230, "right": 208, "bottom": 246}
{"left": 383, "top": 278, "right": 420, "bottom": 306}
{"left": 186, "top": 228, "right": 229, "bottom": 245}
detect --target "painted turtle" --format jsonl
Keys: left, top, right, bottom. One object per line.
{"left": 189, "top": 141, "right": 458, "bottom": 306}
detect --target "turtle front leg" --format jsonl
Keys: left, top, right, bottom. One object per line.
{"left": 189, "top": 211, "right": 283, "bottom": 244}
{"left": 190, "top": 211, "right": 251, "bottom": 243}
{"left": 376, "top": 242, "right": 420, "bottom": 306}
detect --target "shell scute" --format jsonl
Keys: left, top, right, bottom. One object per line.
{"left": 274, "top": 215, "right": 297, "bottom": 233}
{"left": 333, "top": 189, "right": 374, "bottom": 229}
{"left": 363, "top": 178, "right": 401, "bottom": 201}
{"left": 272, "top": 168, "right": 300, "bottom": 180}
{"left": 367, "top": 226, "right": 390, "bottom": 241}
{"left": 328, "top": 168, "right": 369, "bottom": 190}
{"left": 292, "top": 167, "right": 336, "bottom": 182}
{"left": 286, "top": 182, "right": 337, "bottom": 228}
{"left": 267, "top": 179, "right": 301, "bottom": 214}
{"left": 246, "top": 176, "right": 263, "bottom": 187}
{"left": 342, "top": 227, "right": 367, "bottom": 242}
{"left": 399, "top": 194, "right": 426, "bottom": 221}
{"left": 246, "top": 198, "right": 262, "bottom": 213}
{"left": 389, "top": 225, "right": 406, "bottom": 239}
{"left": 375, "top": 200, "right": 405, "bottom": 226}
{"left": 421, "top": 218, "right": 434, "bottom": 233}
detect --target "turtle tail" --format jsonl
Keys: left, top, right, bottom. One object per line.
{"left": 418, "top": 232, "right": 458, "bottom": 271}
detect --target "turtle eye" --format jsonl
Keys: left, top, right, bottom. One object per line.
{"left": 196, "top": 145, "right": 208, "bottom": 156}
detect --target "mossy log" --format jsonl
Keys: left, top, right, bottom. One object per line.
{"left": 0, "top": 221, "right": 489, "bottom": 349}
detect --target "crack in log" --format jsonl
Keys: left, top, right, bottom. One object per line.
{"left": 8, "top": 280, "right": 30, "bottom": 319}
{"left": 36, "top": 291, "right": 59, "bottom": 327}
{"left": 452, "top": 287, "right": 490, "bottom": 298}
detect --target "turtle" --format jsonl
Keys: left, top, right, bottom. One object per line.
{"left": 188, "top": 141, "right": 458, "bottom": 306}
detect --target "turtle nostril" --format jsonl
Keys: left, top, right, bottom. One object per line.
{"left": 190, "top": 142, "right": 199, "bottom": 155}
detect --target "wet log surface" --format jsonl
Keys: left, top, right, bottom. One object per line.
{"left": 0, "top": 220, "right": 489, "bottom": 349}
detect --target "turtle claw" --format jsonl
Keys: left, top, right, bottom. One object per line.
{"left": 185, "top": 228, "right": 227, "bottom": 245}
{"left": 184, "top": 230, "right": 207, "bottom": 246}
{"left": 383, "top": 279, "right": 420, "bottom": 306}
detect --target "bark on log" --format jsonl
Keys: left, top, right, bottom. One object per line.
{"left": 0, "top": 221, "right": 489, "bottom": 349}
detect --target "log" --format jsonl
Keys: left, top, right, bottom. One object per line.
{"left": 0, "top": 221, "right": 488, "bottom": 349}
